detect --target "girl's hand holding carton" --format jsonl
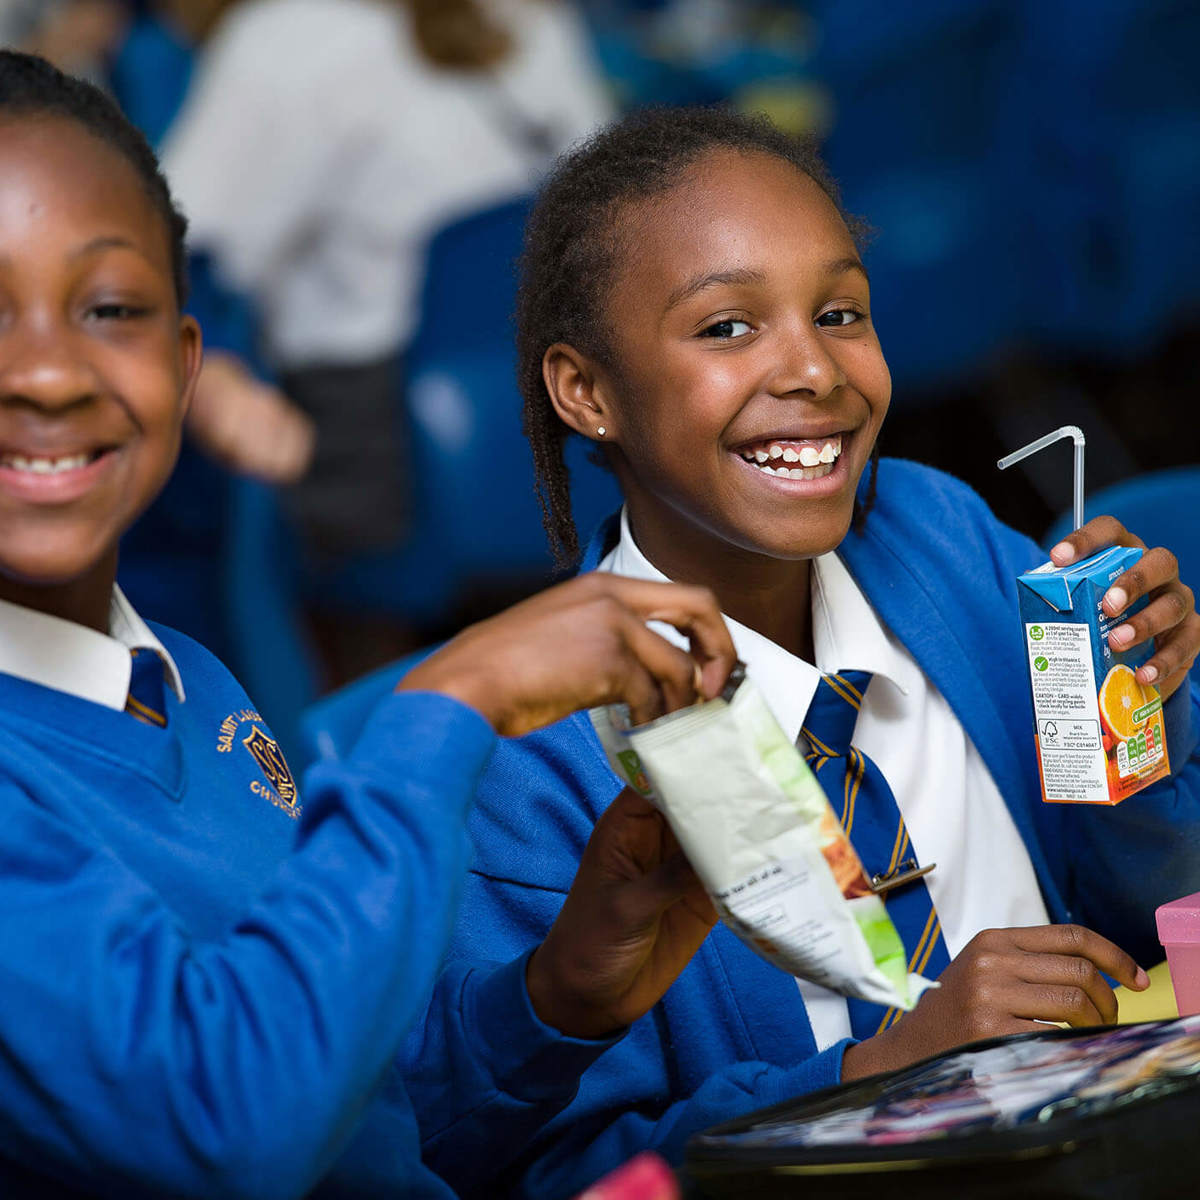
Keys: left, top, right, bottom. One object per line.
{"left": 1017, "top": 515, "right": 1197, "bottom": 807}
{"left": 1047, "top": 516, "right": 1199, "bottom": 702}
{"left": 1011, "top": 453, "right": 1197, "bottom": 805}
{"left": 1000, "top": 428, "right": 1198, "bottom": 799}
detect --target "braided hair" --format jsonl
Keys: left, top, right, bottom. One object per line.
{"left": 0, "top": 50, "right": 189, "bottom": 307}
{"left": 517, "top": 106, "right": 877, "bottom": 570}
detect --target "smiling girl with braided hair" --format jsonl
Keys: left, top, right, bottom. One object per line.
{"left": 400, "top": 105, "right": 1200, "bottom": 1199}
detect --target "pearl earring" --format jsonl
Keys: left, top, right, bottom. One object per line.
{"left": 596, "top": 426, "right": 606, "bottom": 438}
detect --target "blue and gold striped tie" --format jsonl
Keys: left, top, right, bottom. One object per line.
{"left": 126, "top": 648, "right": 167, "bottom": 728}
{"left": 801, "top": 670, "right": 949, "bottom": 1038}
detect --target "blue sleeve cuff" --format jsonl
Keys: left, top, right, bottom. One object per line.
{"left": 829, "top": 1036, "right": 857, "bottom": 1083}
{"left": 463, "top": 950, "right": 624, "bottom": 1103}
{"left": 1164, "top": 680, "right": 1199, "bottom": 775}
{"left": 746, "top": 1040, "right": 855, "bottom": 1113}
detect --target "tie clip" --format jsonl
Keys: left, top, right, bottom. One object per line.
{"left": 870, "top": 858, "right": 936, "bottom": 895}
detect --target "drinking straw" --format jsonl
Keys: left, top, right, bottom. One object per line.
{"left": 997, "top": 426, "right": 1086, "bottom": 532}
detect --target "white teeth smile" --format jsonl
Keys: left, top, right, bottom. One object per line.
{"left": 756, "top": 463, "right": 835, "bottom": 480}
{"left": 1, "top": 453, "right": 93, "bottom": 475}
{"left": 738, "top": 435, "right": 843, "bottom": 481}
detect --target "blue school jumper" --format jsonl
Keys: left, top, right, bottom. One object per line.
{"left": 0, "top": 626, "right": 601, "bottom": 1198}
{"left": 402, "top": 458, "right": 1200, "bottom": 1200}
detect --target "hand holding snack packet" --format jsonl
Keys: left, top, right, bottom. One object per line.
{"left": 592, "top": 668, "right": 934, "bottom": 1012}
{"left": 528, "top": 788, "right": 718, "bottom": 1039}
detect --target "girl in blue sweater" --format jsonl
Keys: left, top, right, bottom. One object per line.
{"left": 0, "top": 54, "right": 740, "bottom": 1198}
{"left": 402, "top": 107, "right": 1200, "bottom": 1197}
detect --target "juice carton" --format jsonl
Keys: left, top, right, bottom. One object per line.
{"left": 1017, "top": 545, "right": 1169, "bottom": 804}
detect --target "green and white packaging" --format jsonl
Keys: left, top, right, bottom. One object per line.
{"left": 591, "top": 672, "right": 931, "bottom": 1010}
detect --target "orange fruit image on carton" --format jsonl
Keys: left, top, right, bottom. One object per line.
{"left": 1017, "top": 546, "right": 1169, "bottom": 805}
{"left": 1098, "top": 663, "right": 1157, "bottom": 741}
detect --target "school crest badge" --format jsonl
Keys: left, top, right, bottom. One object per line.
{"left": 242, "top": 725, "right": 298, "bottom": 808}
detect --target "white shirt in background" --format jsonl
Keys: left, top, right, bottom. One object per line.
{"left": 600, "top": 508, "right": 1049, "bottom": 1050}
{"left": 162, "top": 0, "right": 614, "bottom": 367}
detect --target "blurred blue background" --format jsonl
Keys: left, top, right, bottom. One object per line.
{"left": 8, "top": 0, "right": 1194, "bottom": 751}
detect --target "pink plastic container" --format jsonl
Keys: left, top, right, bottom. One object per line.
{"left": 574, "top": 1153, "right": 678, "bottom": 1200}
{"left": 1156, "top": 893, "right": 1200, "bottom": 1016}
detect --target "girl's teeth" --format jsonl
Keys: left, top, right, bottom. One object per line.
{"left": 3, "top": 453, "right": 91, "bottom": 474}
{"left": 755, "top": 462, "right": 836, "bottom": 481}
{"left": 740, "top": 436, "right": 843, "bottom": 470}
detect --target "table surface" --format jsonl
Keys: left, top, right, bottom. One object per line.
{"left": 1115, "top": 960, "right": 1178, "bottom": 1023}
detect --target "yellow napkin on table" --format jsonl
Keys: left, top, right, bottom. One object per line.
{"left": 1116, "top": 960, "right": 1178, "bottom": 1024}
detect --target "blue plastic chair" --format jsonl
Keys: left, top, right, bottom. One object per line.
{"left": 303, "top": 196, "right": 621, "bottom": 625}
{"left": 1043, "top": 466, "right": 1200, "bottom": 593}
{"left": 1097, "top": 0, "right": 1200, "bottom": 354}
{"left": 1005, "top": 0, "right": 1200, "bottom": 358}
{"left": 404, "top": 199, "right": 620, "bottom": 581}
{"left": 109, "top": 13, "right": 194, "bottom": 148}
{"left": 809, "top": 0, "right": 1026, "bottom": 391}
{"left": 296, "top": 644, "right": 440, "bottom": 771}
{"left": 416, "top": 197, "right": 531, "bottom": 361}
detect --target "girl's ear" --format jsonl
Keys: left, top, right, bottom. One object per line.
{"left": 177, "top": 315, "right": 203, "bottom": 419}
{"left": 543, "top": 342, "right": 617, "bottom": 443}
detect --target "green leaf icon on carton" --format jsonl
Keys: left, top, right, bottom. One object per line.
{"left": 616, "top": 749, "right": 653, "bottom": 796}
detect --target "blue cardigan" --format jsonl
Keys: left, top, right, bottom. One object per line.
{"left": 0, "top": 627, "right": 609, "bottom": 1199}
{"left": 402, "top": 459, "right": 1200, "bottom": 1200}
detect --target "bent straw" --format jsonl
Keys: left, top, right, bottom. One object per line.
{"left": 997, "top": 425, "right": 1086, "bottom": 532}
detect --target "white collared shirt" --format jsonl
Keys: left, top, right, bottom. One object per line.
{"left": 0, "top": 587, "right": 185, "bottom": 711}
{"left": 601, "top": 509, "right": 1048, "bottom": 1049}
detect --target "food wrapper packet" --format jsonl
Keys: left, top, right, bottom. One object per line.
{"left": 590, "top": 668, "right": 934, "bottom": 1011}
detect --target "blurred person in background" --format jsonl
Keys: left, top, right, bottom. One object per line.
{"left": 158, "top": 0, "right": 613, "bottom": 578}
{"left": 0, "top": 0, "right": 126, "bottom": 81}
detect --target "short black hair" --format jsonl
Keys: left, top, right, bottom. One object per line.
{"left": 0, "top": 50, "right": 188, "bottom": 307}
{"left": 518, "top": 105, "right": 874, "bottom": 569}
